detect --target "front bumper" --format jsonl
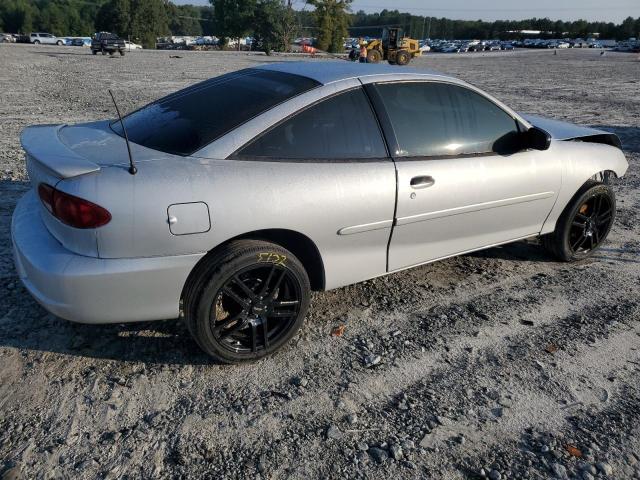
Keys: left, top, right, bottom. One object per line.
{"left": 11, "top": 191, "right": 204, "bottom": 324}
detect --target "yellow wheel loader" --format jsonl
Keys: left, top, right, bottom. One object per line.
{"left": 366, "top": 27, "right": 421, "bottom": 66}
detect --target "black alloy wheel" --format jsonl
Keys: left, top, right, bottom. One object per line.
{"left": 541, "top": 181, "right": 616, "bottom": 261}
{"left": 568, "top": 192, "right": 614, "bottom": 255}
{"left": 184, "top": 240, "right": 311, "bottom": 363}
{"left": 210, "top": 263, "right": 302, "bottom": 355}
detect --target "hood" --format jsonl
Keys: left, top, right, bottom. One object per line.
{"left": 522, "top": 114, "right": 622, "bottom": 149}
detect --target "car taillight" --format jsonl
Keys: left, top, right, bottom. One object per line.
{"left": 37, "top": 183, "right": 111, "bottom": 229}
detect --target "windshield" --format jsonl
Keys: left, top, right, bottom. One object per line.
{"left": 110, "top": 69, "right": 320, "bottom": 156}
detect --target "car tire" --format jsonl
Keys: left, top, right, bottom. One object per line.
{"left": 119, "top": 50, "right": 125, "bottom": 56}
{"left": 91, "top": 49, "right": 97, "bottom": 55}
{"left": 183, "top": 240, "right": 311, "bottom": 363}
{"left": 367, "top": 49, "right": 382, "bottom": 63}
{"left": 109, "top": 51, "right": 115, "bottom": 56}
{"left": 395, "top": 50, "right": 411, "bottom": 65}
{"left": 33, "top": 40, "right": 40, "bottom": 45}
{"left": 56, "top": 40, "right": 63, "bottom": 46}
{"left": 541, "top": 181, "right": 616, "bottom": 261}
{"left": 101, "top": 49, "right": 107, "bottom": 55}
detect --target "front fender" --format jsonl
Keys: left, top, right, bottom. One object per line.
{"left": 540, "top": 141, "right": 628, "bottom": 235}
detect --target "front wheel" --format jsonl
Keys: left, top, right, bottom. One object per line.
{"left": 367, "top": 49, "right": 382, "bottom": 63}
{"left": 119, "top": 50, "right": 125, "bottom": 56}
{"left": 56, "top": 40, "right": 63, "bottom": 46}
{"left": 395, "top": 50, "right": 411, "bottom": 65}
{"left": 33, "top": 40, "right": 40, "bottom": 45}
{"left": 541, "top": 181, "right": 616, "bottom": 261}
{"left": 183, "top": 240, "right": 311, "bottom": 363}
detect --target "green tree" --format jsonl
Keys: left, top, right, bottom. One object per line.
{"left": 168, "top": 4, "right": 203, "bottom": 36}
{"left": 0, "top": 0, "right": 36, "bottom": 33}
{"left": 252, "top": 0, "right": 288, "bottom": 54}
{"left": 130, "top": 0, "right": 170, "bottom": 47}
{"left": 210, "top": 0, "right": 256, "bottom": 48}
{"left": 38, "top": 2, "right": 68, "bottom": 35}
{"left": 620, "top": 16, "right": 637, "bottom": 39}
{"left": 96, "top": 0, "right": 168, "bottom": 47}
{"left": 309, "top": 0, "right": 351, "bottom": 53}
{"left": 95, "top": 0, "right": 130, "bottom": 37}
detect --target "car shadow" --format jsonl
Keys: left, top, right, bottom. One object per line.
{"left": 466, "top": 239, "right": 556, "bottom": 263}
{"left": 30, "top": 50, "right": 93, "bottom": 57}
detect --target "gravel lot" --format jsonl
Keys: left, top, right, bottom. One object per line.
{"left": 1, "top": 45, "right": 639, "bottom": 480}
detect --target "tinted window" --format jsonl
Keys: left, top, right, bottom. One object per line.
{"left": 234, "top": 88, "right": 387, "bottom": 160}
{"left": 374, "top": 82, "right": 519, "bottom": 157}
{"left": 111, "top": 69, "right": 320, "bottom": 156}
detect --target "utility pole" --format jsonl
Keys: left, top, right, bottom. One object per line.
{"left": 427, "top": 17, "right": 432, "bottom": 39}
{"left": 421, "top": 16, "right": 426, "bottom": 40}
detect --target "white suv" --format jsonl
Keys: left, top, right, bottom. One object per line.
{"left": 30, "top": 33, "right": 64, "bottom": 46}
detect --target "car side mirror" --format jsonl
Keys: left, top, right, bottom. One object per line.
{"left": 521, "top": 126, "right": 551, "bottom": 151}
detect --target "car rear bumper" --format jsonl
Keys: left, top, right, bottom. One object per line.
{"left": 11, "top": 190, "right": 204, "bottom": 324}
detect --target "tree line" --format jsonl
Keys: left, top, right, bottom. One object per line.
{"left": 348, "top": 10, "right": 640, "bottom": 41}
{"left": 1, "top": 0, "right": 639, "bottom": 51}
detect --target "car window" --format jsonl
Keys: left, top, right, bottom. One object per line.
{"left": 374, "top": 82, "right": 520, "bottom": 157}
{"left": 111, "top": 69, "right": 320, "bottom": 156}
{"left": 234, "top": 88, "right": 387, "bottom": 160}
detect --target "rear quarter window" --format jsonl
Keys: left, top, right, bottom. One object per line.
{"left": 111, "top": 69, "right": 320, "bottom": 156}
{"left": 233, "top": 88, "right": 387, "bottom": 160}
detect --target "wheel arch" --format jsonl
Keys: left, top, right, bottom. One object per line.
{"left": 541, "top": 169, "right": 619, "bottom": 235}
{"left": 181, "top": 228, "right": 326, "bottom": 303}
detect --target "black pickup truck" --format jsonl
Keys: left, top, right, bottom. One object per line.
{"left": 91, "top": 32, "right": 125, "bottom": 56}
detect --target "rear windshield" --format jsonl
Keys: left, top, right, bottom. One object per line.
{"left": 111, "top": 69, "right": 320, "bottom": 156}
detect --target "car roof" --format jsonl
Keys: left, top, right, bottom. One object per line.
{"left": 256, "top": 61, "right": 455, "bottom": 86}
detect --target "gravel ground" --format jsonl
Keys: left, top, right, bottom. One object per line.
{"left": 1, "top": 45, "right": 639, "bottom": 480}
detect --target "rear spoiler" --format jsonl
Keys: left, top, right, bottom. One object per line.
{"left": 20, "top": 124, "right": 101, "bottom": 178}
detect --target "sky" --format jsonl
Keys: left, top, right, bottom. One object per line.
{"left": 174, "top": 0, "right": 640, "bottom": 23}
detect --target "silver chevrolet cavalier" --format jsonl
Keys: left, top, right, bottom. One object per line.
{"left": 12, "top": 62, "right": 628, "bottom": 363}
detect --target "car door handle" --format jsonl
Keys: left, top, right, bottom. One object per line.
{"left": 410, "top": 176, "right": 435, "bottom": 189}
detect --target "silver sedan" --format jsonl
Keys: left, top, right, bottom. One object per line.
{"left": 12, "top": 62, "right": 628, "bottom": 362}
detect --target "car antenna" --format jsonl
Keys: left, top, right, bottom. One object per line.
{"left": 108, "top": 89, "right": 137, "bottom": 175}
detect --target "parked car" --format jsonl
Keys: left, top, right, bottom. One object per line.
{"left": 1, "top": 33, "right": 16, "bottom": 43}
{"left": 70, "top": 37, "right": 91, "bottom": 47}
{"left": 30, "top": 32, "right": 64, "bottom": 46}
{"left": 124, "top": 40, "right": 143, "bottom": 51}
{"left": 91, "top": 32, "right": 125, "bottom": 56}
{"left": 12, "top": 62, "right": 628, "bottom": 363}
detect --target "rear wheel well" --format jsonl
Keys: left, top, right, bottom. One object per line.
{"left": 182, "top": 229, "right": 325, "bottom": 303}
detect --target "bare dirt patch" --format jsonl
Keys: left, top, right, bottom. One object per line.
{"left": 1, "top": 45, "right": 639, "bottom": 479}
